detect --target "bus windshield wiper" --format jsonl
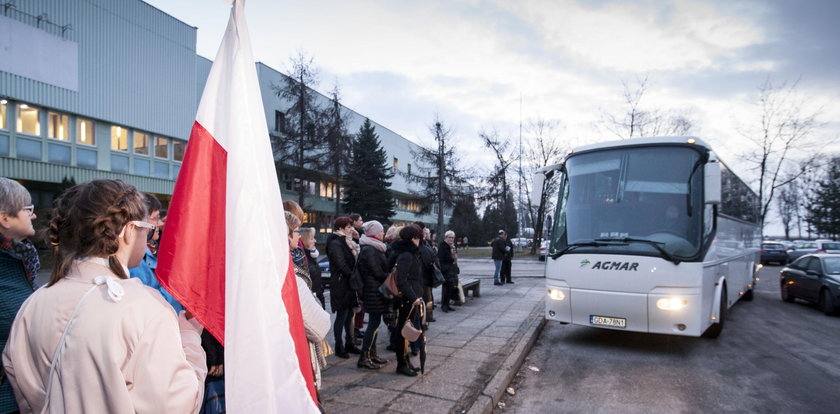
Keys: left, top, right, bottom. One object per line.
{"left": 595, "top": 238, "right": 682, "bottom": 265}
{"left": 551, "top": 240, "right": 627, "bottom": 260}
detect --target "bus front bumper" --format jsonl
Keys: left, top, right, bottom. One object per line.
{"left": 545, "top": 285, "right": 705, "bottom": 336}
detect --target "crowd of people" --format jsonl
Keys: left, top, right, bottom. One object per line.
{"left": 0, "top": 177, "right": 473, "bottom": 413}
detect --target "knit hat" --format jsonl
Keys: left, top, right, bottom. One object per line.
{"left": 363, "top": 220, "right": 384, "bottom": 237}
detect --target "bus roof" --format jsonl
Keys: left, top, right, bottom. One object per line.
{"left": 571, "top": 136, "right": 713, "bottom": 155}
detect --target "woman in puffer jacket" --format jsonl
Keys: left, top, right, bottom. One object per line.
{"left": 356, "top": 220, "right": 391, "bottom": 370}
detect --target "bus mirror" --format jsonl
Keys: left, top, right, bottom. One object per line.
{"left": 531, "top": 172, "right": 545, "bottom": 208}
{"left": 705, "top": 161, "right": 721, "bottom": 204}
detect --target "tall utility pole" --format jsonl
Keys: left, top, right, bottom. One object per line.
{"left": 518, "top": 94, "right": 523, "bottom": 239}
{"left": 436, "top": 122, "right": 445, "bottom": 239}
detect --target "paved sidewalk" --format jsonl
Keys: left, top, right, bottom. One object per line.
{"left": 319, "top": 263, "right": 546, "bottom": 414}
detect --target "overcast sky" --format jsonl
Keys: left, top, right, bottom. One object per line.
{"left": 145, "top": 0, "right": 840, "bottom": 233}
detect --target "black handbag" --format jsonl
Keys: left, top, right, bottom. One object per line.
{"left": 432, "top": 264, "right": 445, "bottom": 288}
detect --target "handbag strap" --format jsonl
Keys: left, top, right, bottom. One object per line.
{"left": 42, "top": 275, "right": 124, "bottom": 413}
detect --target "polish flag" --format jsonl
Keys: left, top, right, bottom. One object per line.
{"left": 155, "top": 1, "right": 318, "bottom": 412}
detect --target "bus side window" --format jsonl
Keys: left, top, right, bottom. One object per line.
{"left": 703, "top": 204, "right": 714, "bottom": 241}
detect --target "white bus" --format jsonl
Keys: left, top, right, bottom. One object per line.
{"left": 533, "top": 137, "right": 761, "bottom": 338}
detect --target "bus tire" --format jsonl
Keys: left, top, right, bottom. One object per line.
{"left": 819, "top": 289, "right": 839, "bottom": 316}
{"left": 780, "top": 281, "right": 795, "bottom": 303}
{"left": 703, "top": 285, "right": 726, "bottom": 339}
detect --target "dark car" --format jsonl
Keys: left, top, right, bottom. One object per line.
{"left": 761, "top": 242, "right": 789, "bottom": 265}
{"left": 318, "top": 256, "right": 330, "bottom": 288}
{"left": 780, "top": 254, "right": 840, "bottom": 315}
{"left": 788, "top": 242, "right": 818, "bottom": 261}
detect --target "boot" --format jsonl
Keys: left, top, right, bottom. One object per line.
{"left": 370, "top": 345, "right": 388, "bottom": 365}
{"left": 407, "top": 357, "right": 421, "bottom": 373}
{"left": 345, "top": 342, "right": 362, "bottom": 355}
{"left": 395, "top": 351, "right": 417, "bottom": 377}
{"left": 357, "top": 352, "right": 381, "bottom": 370}
{"left": 335, "top": 342, "right": 349, "bottom": 359}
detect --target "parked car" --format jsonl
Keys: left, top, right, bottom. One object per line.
{"left": 815, "top": 241, "right": 840, "bottom": 254}
{"left": 788, "top": 242, "right": 819, "bottom": 261}
{"left": 761, "top": 242, "right": 789, "bottom": 265}
{"left": 318, "top": 256, "right": 330, "bottom": 288}
{"left": 510, "top": 237, "right": 532, "bottom": 248}
{"left": 538, "top": 239, "right": 550, "bottom": 261}
{"left": 779, "top": 254, "right": 840, "bottom": 315}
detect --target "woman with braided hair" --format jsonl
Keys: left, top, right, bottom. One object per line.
{"left": 2, "top": 179, "right": 207, "bottom": 414}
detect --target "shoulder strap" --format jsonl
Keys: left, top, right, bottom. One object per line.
{"left": 42, "top": 275, "right": 124, "bottom": 413}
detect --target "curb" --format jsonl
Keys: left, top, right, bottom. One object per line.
{"left": 466, "top": 298, "right": 547, "bottom": 414}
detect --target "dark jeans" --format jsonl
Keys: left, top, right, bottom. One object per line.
{"left": 361, "top": 312, "right": 382, "bottom": 355}
{"left": 333, "top": 308, "right": 354, "bottom": 350}
{"left": 501, "top": 259, "right": 512, "bottom": 282}
{"left": 441, "top": 279, "right": 457, "bottom": 307}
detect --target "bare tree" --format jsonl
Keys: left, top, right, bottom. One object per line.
{"left": 478, "top": 129, "right": 519, "bottom": 237}
{"left": 271, "top": 52, "right": 327, "bottom": 208}
{"left": 407, "top": 116, "right": 469, "bottom": 237}
{"left": 324, "top": 82, "right": 354, "bottom": 216}
{"left": 740, "top": 78, "right": 824, "bottom": 228}
{"left": 600, "top": 76, "right": 694, "bottom": 139}
{"left": 521, "top": 117, "right": 569, "bottom": 252}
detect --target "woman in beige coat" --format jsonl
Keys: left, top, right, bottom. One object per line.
{"left": 2, "top": 179, "right": 207, "bottom": 413}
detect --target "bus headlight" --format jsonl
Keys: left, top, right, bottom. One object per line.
{"left": 656, "top": 297, "right": 687, "bottom": 311}
{"left": 548, "top": 289, "right": 566, "bottom": 301}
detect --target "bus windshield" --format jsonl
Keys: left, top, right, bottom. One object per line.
{"left": 552, "top": 145, "right": 705, "bottom": 260}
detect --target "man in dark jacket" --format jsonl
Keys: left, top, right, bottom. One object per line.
{"left": 388, "top": 225, "right": 425, "bottom": 377}
{"left": 491, "top": 230, "right": 509, "bottom": 285}
{"left": 501, "top": 234, "right": 514, "bottom": 284}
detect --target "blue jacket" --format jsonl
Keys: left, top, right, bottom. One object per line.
{"left": 129, "top": 248, "right": 184, "bottom": 313}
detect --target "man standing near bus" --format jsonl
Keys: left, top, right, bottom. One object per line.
{"left": 491, "top": 230, "right": 509, "bottom": 285}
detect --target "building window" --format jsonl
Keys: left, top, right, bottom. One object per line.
{"left": 0, "top": 99, "right": 7, "bottom": 130}
{"left": 16, "top": 138, "right": 41, "bottom": 161}
{"left": 393, "top": 157, "right": 399, "bottom": 170}
{"left": 111, "top": 126, "right": 128, "bottom": 151}
{"left": 320, "top": 181, "right": 336, "bottom": 199}
{"left": 407, "top": 163, "right": 412, "bottom": 176}
{"left": 48, "top": 143, "right": 71, "bottom": 165}
{"left": 153, "top": 162, "right": 169, "bottom": 179}
{"left": 134, "top": 158, "right": 150, "bottom": 175}
{"left": 77, "top": 148, "right": 97, "bottom": 169}
{"left": 0, "top": 134, "right": 9, "bottom": 157}
{"left": 275, "top": 111, "right": 285, "bottom": 133}
{"left": 77, "top": 118, "right": 95, "bottom": 146}
{"left": 48, "top": 112, "right": 69, "bottom": 141}
{"left": 133, "top": 131, "right": 149, "bottom": 155}
{"left": 173, "top": 139, "right": 185, "bottom": 161}
{"left": 16, "top": 104, "right": 40, "bottom": 136}
{"left": 111, "top": 154, "right": 129, "bottom": 173}
{"left": 155, "top": 136, "right": 168, "bottom": 159}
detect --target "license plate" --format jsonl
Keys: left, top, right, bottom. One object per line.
{"left": 590, "top": 315, "right": 626, "bottom": 328}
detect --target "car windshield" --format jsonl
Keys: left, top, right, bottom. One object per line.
{"left": 823, "top": 257, "right": 840, "bottom": 274}
{"left": 762, "top": 243, "right": 785, "bottom": 250}
{"left": 551, "top": 145, "right": 704, "bottom": 259}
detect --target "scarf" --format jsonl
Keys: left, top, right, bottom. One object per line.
{"left": 334, "top": 230, "right": 360, "bottom": 257}
{"left": 447, "top": 240, "right": 458, "bottom": 265}
{"left": 291, "top": 246, "right": 307, "bottom": 268}
{"left": 359, "top": 234, "right": 387, "bottom": 253}
{"left": 0, "top": 233, "right": 40, "bottom": 283}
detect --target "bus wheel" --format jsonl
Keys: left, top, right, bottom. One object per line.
{"left": 780, "top": 281, "right": 795, "bottom": 303}
{"left": 703, "top": 286, "right": 726, "bottom": 338}
{"left": 818, "top": 289, "right": 839, "bottom": 316}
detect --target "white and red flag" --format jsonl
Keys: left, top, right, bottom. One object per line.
{"left": 155, "top": 0, "right": 318, "bottom": 412}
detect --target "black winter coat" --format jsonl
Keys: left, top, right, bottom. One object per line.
{"left": 326, "top": 233, "right": 357, "bottom": 312}
{"left": 438, "top": 241, "right": 460, "bottom": 282}
{"left": 387, "top": 239, "right": 424, "bottom": 303}
{"left": 305, "top": 249, "right": 325, "bottom": 307}
{"left": 491, "top": 237, "right": 508, "bottom": 260}
{"left": 358, "top": 244, "right": 390, "bottom": 314}
{"left": 418, "top": 243, "right": 438, "bottom": 288}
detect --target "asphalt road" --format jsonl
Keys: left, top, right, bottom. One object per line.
{"left": 498, "top": 265, "right": 840, "bottom": 413}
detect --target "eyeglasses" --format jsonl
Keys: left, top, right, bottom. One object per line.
{"left": 21, "top": 205, "right": 34, "bottom": 216}
{"left": 130, "top": 220, "right": 157, "bottom": 242}
{"left": 293, "top": 229, "right": 301, "bottom": 234}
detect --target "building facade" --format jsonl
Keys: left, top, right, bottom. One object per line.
{"left": 1, "top": 0, "right": 445, "bottom": 237}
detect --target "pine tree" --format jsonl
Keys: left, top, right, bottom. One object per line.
{"left": 448, "top": 195, "right": 482, "bottom": 246}
{"left": 806, "top": 157, "right": 840, "bottom": 238}
{"left": 342, "top": 119, "right": 396, "bottom": 224}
